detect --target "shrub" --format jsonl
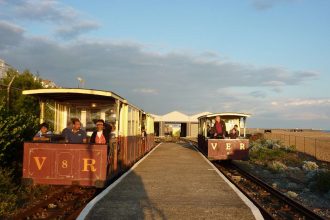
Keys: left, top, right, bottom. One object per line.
{"left": 249, "top": 141, "right": 286, "bottom": 163}
{"left": 0, "top": 103, "right": 39, "bottom": 168}
{"left": 267, "top": 161, "right": 288, "bottom": 172}
{"left": 287, "top": 191, "right": 298, "bottom": 198}
{"left": 313, "top": 170, "right": 330, "bottom": 193}
{"left": 0, "top": 168, "right": 18, "bottom": 217}
{"left": 302, "top": 161, "right": 319, "bottom": 171}
{"left": 0, "top": 167, "right": 52, "bottom": 218}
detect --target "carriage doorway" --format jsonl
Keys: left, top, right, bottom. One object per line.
{"left": 180, "top": 123, "right": 187, "bottom": 137}
{"left": 154, "top": 122, "right": 160, "bottom": 136}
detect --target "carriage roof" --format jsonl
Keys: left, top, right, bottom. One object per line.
{"left": 198, "top": 112, "right": 251, "bottom": 119}
{"left": 22, "top": 88, "right": 142, "bottom": 111}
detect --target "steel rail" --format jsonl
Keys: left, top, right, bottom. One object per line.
{"left": 231, "top": 162, "right": 326, "bottom": 220}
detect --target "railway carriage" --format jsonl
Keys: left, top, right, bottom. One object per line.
{"left": 22, "top": 88, "right": 154, "bottom": 187}
{"left": 198, "top": 113, "right": 250, "bottom": 160}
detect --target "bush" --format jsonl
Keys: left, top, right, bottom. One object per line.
{"left": 0, "top": 103, "right": 39, "bottom": 168}
{"left": 313, "top": 170, "right": 330, "bottom": 193}
{"left": 0, "top": 69, "right": 42, "bottom": 115}
{"left": 0, "top": 168, "right": 18, "bottom": 216}
{"left": 249, "top": 140, "right": 287, "bottom": 163}
{"left": 267, "top": 161, "right": 288, "bottom": 172}
{"left": 302, "top": 161, "right": 319, "bottom": 171}
{"left": 249, "top": 139, "right": 299, "bottom": 166}
{"left": 287, "top": 191, "right": 298, "bottom": 198}
{"left": 0, "top": 167, "right": 52, "bottom": 218}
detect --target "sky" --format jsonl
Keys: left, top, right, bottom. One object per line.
{"left": 0, "top": 0, "right": 329, "bottom": 129}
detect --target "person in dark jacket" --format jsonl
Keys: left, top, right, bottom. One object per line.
{"left": 212, "top": 116, "right": 226, "bottom": 139}
{"left": 229, "top": 124, "right": 240, "bottom": 139}
{"left": 90, "top": 119, "right": 110, "bottom": 144}
{"left": 64, "top": 118, "right": 87, "bottom": 143}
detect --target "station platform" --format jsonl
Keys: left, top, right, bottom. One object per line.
{"left": 78, "top": 142, "right": 263, "bottom": 220}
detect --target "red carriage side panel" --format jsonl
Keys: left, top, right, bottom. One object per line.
{"left": 23, "top": 143, "right": 107, "bottom": 187}
{"left": 207, "top": 139, "right": 249, "bottom": 160}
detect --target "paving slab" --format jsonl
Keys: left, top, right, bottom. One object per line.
{"left": 82, "top": 142, "right": 262, "bottom": 220}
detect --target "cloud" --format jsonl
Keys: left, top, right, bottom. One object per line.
{"left": 283, "top": 99, "right": 330, "bottom": 107}
{"left": 1, "top": 0, "right": 100, "bottom": 39}
{"left": 0, "top": 20, "right": 24, "bottom": 49}
{"left": 0, "top": 13, "right": 327, "bottom": 128}
{"left": 55, "top": 21, "right": 100, "bottom": 39}
{"left": 251, "top": 0, "right": 299, "bottom": 10}
{"left": 133, "top": 88, "right": 158, "bottom": 95}
{"left": 14, "top": 0, "right": 76, "bottom": 23}
{"left": 283, "top": 112, "right": 329, "bottom": 120}
{"left": 1, "top": 36, "right": 320, "bottom": 114}
{"left": 249, "top": 90, "right": 267, "bottom": 98}
{"left": 268, "top": 98, "right": 330, "bottom": 122}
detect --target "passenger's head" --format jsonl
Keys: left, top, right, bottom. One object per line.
{"left": 215, "top": 116, "right": 221, "bottom": 123}
{"left": 72, "top": 118, "right": 81, "bottom": 130}
{"left": 96, "top": 119, "right": 105, "bottom": 131}
{"left": 234, "top": 124, "right": 238, "bottom": 129}
{"left": 40, "top": 122, "right": 49, "bottom": 133}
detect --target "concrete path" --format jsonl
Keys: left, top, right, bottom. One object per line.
{"left": 81, "top": 142, "right": 262, "bottom": 220}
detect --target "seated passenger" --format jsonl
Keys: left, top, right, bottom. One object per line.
{"left": 64, "top": 118, "right": 87, "bottom": 143}
{"left": 34, "top": 122, "right": 52, "bottom": 140}
{"left": 212, "top": 116, "right": 226, "bottom": 139}
{"left": 229, "top": 124, "right": 240, "bottom": 139}
{"left": 61, "top": 121, "right": 72, "bottom": 139}
{"left": 207, "top": 125, "right": 212, "bottom": 137}
{"left": 90, "top": 119, "right": 109, "bottom": 144}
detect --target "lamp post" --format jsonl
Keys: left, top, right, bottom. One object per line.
{"left": 77, "top": 77, "right": 85, "bottom": 88}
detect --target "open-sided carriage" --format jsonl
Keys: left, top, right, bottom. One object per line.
{"left": 198, "top": 113, "right": 251, "bottom": 160}
{"left": 22, "top": 88, "right": 154, "bottom": 187}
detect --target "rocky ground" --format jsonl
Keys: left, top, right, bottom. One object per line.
{"left": 236, "top": 139, "right": 330, "bottom": 219}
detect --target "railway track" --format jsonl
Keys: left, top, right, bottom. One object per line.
{"left": 12, "top": 185, "right": 99, "bottom": 220}
{"left": 182, "top": 138, "right": 327, "bottom": 220}
{"left": 215, "top": 161, "right": 327, "bottom": 220}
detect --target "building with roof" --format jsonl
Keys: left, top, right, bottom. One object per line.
{"left": 152, "top": 111, "right": 211, "bottom": 137}
{"left": 0, "top": 58, "right": 13, "bottom": 78}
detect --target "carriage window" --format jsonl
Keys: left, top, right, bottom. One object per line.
{"left": 63, "top": 101, "right": 117, "bottom": 135}
{"left": 130, "top": 108, "right": 140, "bottom": 135}
{"left": 41, "top": 101, "right": 67, "bottom": 134}
{"left": 135, "top": 109, "right": 139, "bottom": 135}
{"left": 128, "top": 107, "right": 132, "bottom": 136}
